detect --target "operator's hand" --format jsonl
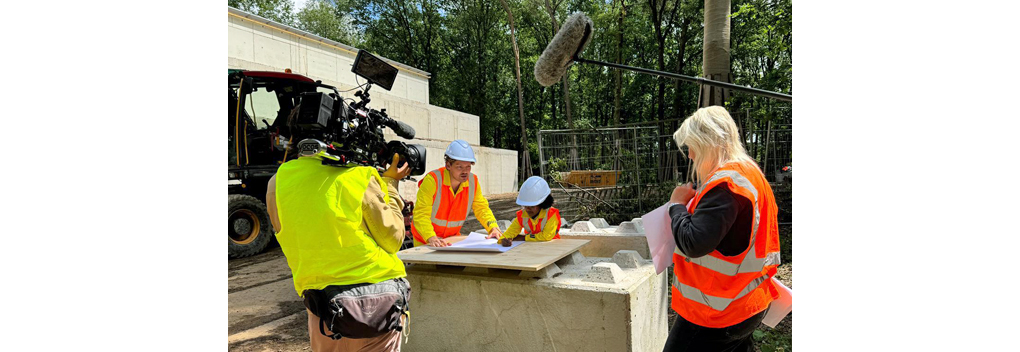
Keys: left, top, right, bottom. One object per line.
{"left": 382, "top": 153, "right": 411, "bottom": 180}
{"left": 427, "top": 236, "right": 449, "bottom": 248}
{"left": 487, "top": 227, "right": 503, "bottom": 240}
{"left": 670, "top": 183, "right": 696, "bottom": 205}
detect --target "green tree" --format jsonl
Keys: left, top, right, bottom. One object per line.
{"left": 228, "top": 0, "right": 296, "bottom": 25}
{"left": 295, "top": 0, "right": 360, "bottom": 46}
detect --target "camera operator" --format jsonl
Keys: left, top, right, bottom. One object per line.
{"left": 266, "top": 151, "right": 411, "bottom": 352}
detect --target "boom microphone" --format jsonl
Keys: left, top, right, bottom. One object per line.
{"left": 535, "top": 12, "right": 593, "bottom": 87}
{"left": 534, "top": 12, "right": 792, "bottom": 101}
{"left": 385, "top": 118, "right": 416, "bottom": 139}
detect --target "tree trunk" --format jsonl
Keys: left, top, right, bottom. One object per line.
{"left": 545, "top": 0, "right": 578, "bottom": 170}
{"left": 498, "top": 0, "right": 531, "bottom": 182}
{"left": 648, "top": 0, "right": 680, "bottom": 182}
{"left": 613, "top": 0, "right": 625, "bottom": 127}
{"left": 667, "top": 16, "right": 692, "bottom": 181}
{"left": 613, "top": 0, "right": 626, "bottom": 172}
{"left": 700, "top": 0, "right": 731, "bottom": 108}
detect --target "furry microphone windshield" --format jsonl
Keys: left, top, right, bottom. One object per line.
{"left": 534, "top": 12, "right": 593, "bottom": 87}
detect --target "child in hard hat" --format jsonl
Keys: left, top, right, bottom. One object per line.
{"left": 488, "top": 176, "right": 562, "bottom": 245}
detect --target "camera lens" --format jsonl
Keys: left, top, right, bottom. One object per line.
{"left": 406, "top": 144, "right": 427, "bottom": 176}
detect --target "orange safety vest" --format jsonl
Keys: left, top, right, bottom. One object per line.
{"left": 515, "top": 207, "right": 561, "bottom": 240}
{"left": 411, "top": 167, "right": 478, "bottom": 244}
{"left": 670, "top": 161, "right": 781, "bottom": 328}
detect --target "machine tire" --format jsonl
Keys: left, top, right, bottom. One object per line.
{"left": 228, "top": 194, "right": 274, "bottom": 259}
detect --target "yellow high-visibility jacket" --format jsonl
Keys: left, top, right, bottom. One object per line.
{"left": 501, "top": 208, "right": 562, "bottom": 242}
{"left": 273, "top": 158, "right": 406, "bottom": 296}
{"left": 412, "top": 168, "right": 497, "bottom": 245}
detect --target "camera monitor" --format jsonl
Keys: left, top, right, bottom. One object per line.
{"left": 352, "top": 50, "right": 399, "bottom": 91}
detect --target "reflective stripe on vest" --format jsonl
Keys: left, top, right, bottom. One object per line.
{"left": 672, "top": 170, "right": 781, "bottom": 276}
{"left": 523, "top": 210, "right": 550, "bottom": 235}
{"left": 671, "top": 166, "right": 781, "bottom": 314}
{"left": 428, "top": 169, "right": 476, "bottom": 228}
{"left": 671, "top": 270, "right": 769, "bottom": 311}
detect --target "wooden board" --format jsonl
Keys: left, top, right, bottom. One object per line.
{"left": 397, "top": 236, "right": 590, "bottom": 271}
{"left": 558, "top": 170, "right": 620, "bottom": 188}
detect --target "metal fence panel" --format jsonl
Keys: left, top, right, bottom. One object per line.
{"left": 538, "top": 109, "right": 791, "bottom": 225}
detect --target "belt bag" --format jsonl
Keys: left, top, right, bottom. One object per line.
{"left": 303, "top": 277, "right": 411, "bottom": 340}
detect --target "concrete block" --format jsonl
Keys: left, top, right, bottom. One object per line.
{"left": 497, "top": 220, "right": 511, "bottom": 232}
{"left": 560, "top": 232, "right": 650, "bottom": 259}
{"left": 589, "top": 218, "right": 611, "bottom": 229}
{"left": 404, "top": 256, "right": 668, "bottom": 352}
{"left": 519, "top": 263, "right": 562, "bottom": 279}
{"left": 585, "top": 262, "right": 624, "bottom": 284}
{"left": 556, "top": 251, "right": 586, "bottom": 266}
{"left": 612, "top": 250, "right": 643, "bottom": 269}
{"left": 571, "top": 221, "right": 604, "bottom": 233}
{"left": 631, "top": 218, "right": 643, "bottom": 227}
{"left": 616, "top": 221, "right": 644, "bottom": 234}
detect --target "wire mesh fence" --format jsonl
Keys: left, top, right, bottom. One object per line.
{"left": 537, "top": 107, "right": 792, "bottom": 225}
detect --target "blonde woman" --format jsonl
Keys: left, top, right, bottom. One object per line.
{"left": 663, "top": 106, "right": 782, "bottom": 352}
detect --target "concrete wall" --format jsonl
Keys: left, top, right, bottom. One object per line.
{"left": 227, "top": 7, "right": 519, "bottom": 195}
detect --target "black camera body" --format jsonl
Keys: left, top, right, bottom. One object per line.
{"left": 292, "top": 50, "right": 427, "bottom": 176}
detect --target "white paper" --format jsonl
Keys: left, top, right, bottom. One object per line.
{"left": 641, "top": 202, "right": 677, "bottom": 275}
{"left": 429, "top": 232, "right": 524, "bottom": 252}
{"left": 762, "top": 278, "right": 793, "bottom": 328}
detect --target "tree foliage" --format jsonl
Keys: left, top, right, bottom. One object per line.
{"left": 296, "top": 0, "right": 360, "bottom": 46}
{"left": 232, "top": 0, "right": 793, "bottom": 176}
{"left": 228, "top": 0, "right": 296, "bottom": 25}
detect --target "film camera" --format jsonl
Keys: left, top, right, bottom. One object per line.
{"left": 292, "top": 50, "right": 426, "bottom": 176}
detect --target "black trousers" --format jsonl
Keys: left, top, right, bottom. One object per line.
{"left": 662, "top": 308, "right": 767, "bottom": 352}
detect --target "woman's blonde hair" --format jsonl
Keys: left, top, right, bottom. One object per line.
{"left": 673, "top": 106, "right": 759, "bottom": 184}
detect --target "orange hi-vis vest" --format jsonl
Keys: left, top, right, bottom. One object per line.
{"left": 671, "top": 161, "right": 782, "bottom": 328}
{"left": 515, "top": 207, "right": 561, "bottom": 240}
{"left": 411, "top": 167, "right": 478, "bottom": 244}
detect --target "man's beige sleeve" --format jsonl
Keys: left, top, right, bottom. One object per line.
{"left": 266, "top": 174, "right": 281, "bottom": 233}
{"left": 362, "top": 176, "right": 406, "bottom": 254}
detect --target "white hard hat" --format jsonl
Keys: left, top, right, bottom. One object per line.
{"left": 444, "top": 139, "right": 476, "bottom": 162}
{"left": 516, "top": 176, "right": 551, "bottom": 206}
